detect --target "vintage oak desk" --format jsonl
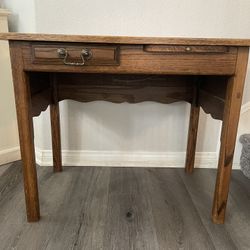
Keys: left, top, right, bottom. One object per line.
{"left": 0, "top": 33, "right": 250, "bottom": 224}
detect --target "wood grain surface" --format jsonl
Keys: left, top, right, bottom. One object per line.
{"left": 1, "top": 32, "right": 250, "bottom": 46}
{"left": 50, "top": 74, "right": 62, "bottom": 172}
{"left": 6, "top": 34, "right": 250, "bottom": 225}
{"left": 1, "top": 162, "right": 250, "bottom": 249}
{"left": 212, "top": 47, "right": 249, "bottom": 224}
{"left": 21, "top": 43, "right": 237, "bottom": 75}
{"left": 185, "top": 82, "right": 200, "bottom": 173}
{"left": 9, "top": 43, "right": 40, "bottom": 222}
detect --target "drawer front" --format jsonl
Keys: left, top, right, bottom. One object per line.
{"left": 32, "top": 44, "right": 119, "bottom": 66}
{"left": 121, "top": 45, "right": 238, "bottom": 75}
{"left": 143, "top": 45, "right": 229, "bottom": 53}
{"left": 21, "top": 42, "right": 237, "bottom": 75}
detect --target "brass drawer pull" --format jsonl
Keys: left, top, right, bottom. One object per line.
{"left": 57, "top": 48, "right": 92, "bottom": 66}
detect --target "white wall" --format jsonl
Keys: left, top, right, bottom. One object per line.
{"left": 244, "top": 70, "right": 250, "bottom": 103}
{"left": 3, "top": 0, "right": 250, "bottom": 168}
{"left": 0, "top": 0, "right": 36, "bottom": 165}
{"left": 0, "top": 9, "right": 20, "bottom": 165}
{"left": 1, "top": 0, "right": 36, "bottom": 32}
{"left": 34, "top": 0, "right": 250, "bottom": 38}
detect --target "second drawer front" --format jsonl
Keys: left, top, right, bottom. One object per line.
{"left": 143, "top": 45, "right": 229, "bottom": 53}
{"left": 32, "top": 45, "right": 119, "bottom": 66}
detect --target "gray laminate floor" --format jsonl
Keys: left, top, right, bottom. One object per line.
{"left": 0, "top": 161, "right": 250, "bottom": 250}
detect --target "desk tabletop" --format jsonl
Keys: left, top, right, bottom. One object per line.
{"left": 0, "top": 33, "right": 250, "bottom": 46}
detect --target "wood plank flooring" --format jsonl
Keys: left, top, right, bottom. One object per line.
{"left": 0, "top": 161, "right": 250, "bottom": 250}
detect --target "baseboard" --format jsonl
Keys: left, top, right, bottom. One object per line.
{"left": 35, "top": 148, "right": 220, "bottom": 168}
{"left": 0, "top": 146, "right": 20, "bottom": 165}
{"left": 34, "top": 101, "right": 250, "bottom": 168}
{"left": 241, "top": 101, "right": 250, "bottom": 114}
{"left": 2, "top": 103, "right": 249, "bottom": 169}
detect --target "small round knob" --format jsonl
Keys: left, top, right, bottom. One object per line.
{"left": 185, "top": 46, "right": 192, "bottom": 52}
{"left": 81, "top": 48, "right": 92, "bottom": 60}
{"left": 57, "top": 48, "right": 67, "bottom": 57}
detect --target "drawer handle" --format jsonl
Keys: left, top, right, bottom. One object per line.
{"left": 57, "top": 48, "right": 92, "bottom": 66}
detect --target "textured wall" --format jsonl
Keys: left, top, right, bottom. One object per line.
{"left": 0, "top": 9, "right": 20, "bottom": 164}
{"left": 2, "top": 0, "right": 250, "bottom": 167}
{"left": 2, "top": 0, "right": 36, "bottom": 32}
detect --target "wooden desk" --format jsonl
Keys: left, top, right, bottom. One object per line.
{"left": 1, "top": 33, "right": 250, "bottom": 224}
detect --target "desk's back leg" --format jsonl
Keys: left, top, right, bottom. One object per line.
{"left": 50, "top": 74, "right": 62, "bottom": 172}
{"left": 10, "top": 43, "right": 40, "bottom": 222}
{"left": 212, "top": 47, "right": 249, "bottom": 224}
{"left": 185, "top": 83, "right": 200, "bottom": 174}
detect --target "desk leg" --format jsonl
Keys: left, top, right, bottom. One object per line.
{"left": 10, "top": 45, "right": 40, "bottom": 222}
{"left": 50, "top": 75, "right": 62, "bottom": 172}
{"left": 212, "top": 47, "right": 249, "bottom": 224}
{"left": 50, "top": 103, "right": 62, "bottom": 172}
{"left": 185, "top": 84, "right": 200, "bottom": 174}
{"left": 185, "top": 104, "right": 200, "bottom": 173}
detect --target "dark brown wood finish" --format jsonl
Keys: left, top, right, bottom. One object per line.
{"left": 212, "top": 47, "right": 249, "bottom": 224}
{"left": 199, "top": 77, "right": 228, "bottom": 120}
{"left": 29, "top": 73, "right": 51, "bottom": 117}
{"left": 21, "top": 43, "right": 237, "bottom": 75}
{"left": 1, "top": 32, "right": 250, "bottom": 46}
{"left": 185, "top": 82, "right": 200, "bottom": 173}
{"left": 143, "top": 44, "right": 230, "bottom": 53}
{"left": 50, "top": 74, "right": 62, "bottom": 172}
{"left": 57, "top": 74, "right": 194, "bottom": 104}
{"left": 2, "top": 33, "right": 250, "bottom": 224}
{"left": 9, "top": 42, "right": 40, "bottom": 222}
{"left": 32, "top": 44, "right": 119, "bottom": 66}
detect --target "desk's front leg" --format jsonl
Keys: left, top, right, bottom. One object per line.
{"left": 212, "top": 47, "right": 249, "bottom": 224}
{"left": 10, "top": 43, "right": 40, "bottom": 222}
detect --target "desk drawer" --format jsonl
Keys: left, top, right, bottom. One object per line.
{"left": 32, "top": 44, "right": 119, "bottom": 66}
{"left": 143, "top": 45, "right": 229, "bottom": 53}
{"left": 22, "top": 43, "right": 237, "bottom": 75}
